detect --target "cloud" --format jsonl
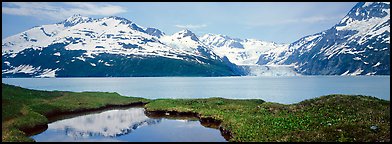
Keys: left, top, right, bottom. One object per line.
{"left": 245, "top": 15, "right": 346, "bottom": 27}
{"left": 2, "top": 2, "right": 127, "bottom": 20}
{"left": 175, "top": 24, "right": 207, "bottom": 29}
{"left": 295, "top": 15, "right": 346, "bottom": 23}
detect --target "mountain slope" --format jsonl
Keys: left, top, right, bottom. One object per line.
{"left": 2, "top": 15, "right": 241, "bottom": 77}
{"left": 2, "top": 2, "right": 389, "bottom": 77}
{"left": 258, "top": 2, "right": 390, "bottom": 75}
{"left": 199, "top": 34, "right": 297, "bottom": 76}
{"left": 199, "top": 34, "right": 289, "bottom": 66}
{"left": 159, "top": 29, "right": 246, "bottom": 76}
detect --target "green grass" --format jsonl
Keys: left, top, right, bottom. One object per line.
{"left": 2, "top": 83, "right": 390, "bottom": 142}
{"left": 2, "top": 83, "right": 150, "bottom": 142}
{"left": 145, "top": 95, "right": 390, "bottom": 142}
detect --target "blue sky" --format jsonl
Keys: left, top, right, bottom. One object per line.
{"left": 2, "top": 2, "right": 357, "bottom": 43}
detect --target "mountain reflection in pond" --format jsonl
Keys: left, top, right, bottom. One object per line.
{"left": 31, "top": 108, "right": 227, "bottom": 142}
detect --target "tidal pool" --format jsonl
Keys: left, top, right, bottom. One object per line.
{"left": 31, "top": 107, "right": 227, "bottom": 142}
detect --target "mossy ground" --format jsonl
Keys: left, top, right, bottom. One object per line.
{"left": 2, "top": 83, "right": 149, "bottom": 142}
{"left": 2, "top": 83, "right": 390, "bottom": 142}
{"left": 145, "top": 95, "right": 390, "bottom": 142}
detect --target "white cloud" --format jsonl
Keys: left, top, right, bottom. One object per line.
{"left": 175, "top": 24, "right": 207, "bottom": 29}
{"left": 297, "top": 15, "right": 345, "bottom": 23}
{"left": 2, "top": 2, "right": 127, "bottom": 20}
{"left": 245, "top": 15, "right": 346, "bottom": 27}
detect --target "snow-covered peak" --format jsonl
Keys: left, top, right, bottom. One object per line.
{"left": 60, "top": 14, "right": 92, "bottom": 27}
{"left": 2, "top": 17, "right": 151, "bottom": 62}
{"left": 158, "top": 29, "right": 222, "bottom": 60}
{"left": 201, "top": 33, "right": 241, "bottom": 41}
{"left": 106, "top": 16, "right": 131, "bottom": 21}
{"left": 61, "top": 15, "right": 146, "bottom": 34}
{"left": 337, "top": 2, "right": 390, "bottom": 27}
{"left": 332, "top": 2, "right": 389, "bottom": 45}
{"left": 201, "top": 33, "right": 235, "bottom": 41}
{"left": 200, "top": 33, "right": 244, "bottom": 49}
{"left": 160, "top": 30, "right": 202, "bottom": 53}
{"left": 261, "top": 2, "right": 390, "bottom": 75}
{"left": 3, "top": 13, "right": 225, "bottom": 66}
{"left": 172, "top": 29, "right": 199, "bottom": 41}
{"left": 199, "top": 33, "right": 289, "bottom": 65}
{"left": 67, "top": 14, "right": 85, "bottom": 20}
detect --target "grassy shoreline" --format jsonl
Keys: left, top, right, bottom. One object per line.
{"left": 145, "top": 96, "right": 390, "bottom": 142}
{"left": 2, "top": 83, "right": 390, "bottom": 142}
{"left": 2, "top": 83, "right": 150, "bottom": 142}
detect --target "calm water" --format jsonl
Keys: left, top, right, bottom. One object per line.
{"left": 31, "top": 107, "right": 226, "bottom": 142}
{"left": 2, "top": 76, "right": 390, "bottom": 104}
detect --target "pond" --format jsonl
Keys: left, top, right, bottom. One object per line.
{"left": 31, "top": 107, "right": 227, "bottom": 142}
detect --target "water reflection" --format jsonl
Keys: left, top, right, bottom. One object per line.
{"left": 32, "top": 108, "right": 226, "bottom": 142}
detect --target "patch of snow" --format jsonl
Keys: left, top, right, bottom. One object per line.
{"left": 53, "top": 52, "right": 61, "bottom": 56}
{"left": 349, "top": 69, "right": 364, "bottom": 76}
{"left": 4, "top": 61, "right": 10, "bottom": 66}
{"left": 2, "top": 65, "right": 40, "bottom": 74}
{"left": 365, "top": 72, "right": 377, "bottom": 75}
{"left": 35, "top": 68, "right": 59, "bottom": 78}
{"left": 9, "top": 53, "right": 18, "bottom": 58}
{"left": 194, "top": 58, "right": 205, "bottom": 64}
{"left": 353, "top": 57, "right": 361, "bottom": 60}
{"left": 341, "top": 70, "right": 350, "bottom": 76}
{"left": 104, "top": 62, "right": 112, "bottom": 66}
{"left": 373, "top": 62, "right": 381, "bottom": 67}
{"left": 76, "top": 56, "right": 86, "bottom": 61}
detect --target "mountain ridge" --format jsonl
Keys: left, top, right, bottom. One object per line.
{"left": 266, "top": 2, "right": 390, "bottom": 75}
{"left": 2, "top": 2, "right": 390, "bottom": 77}
{"left": 2, "top": 16, "right": 242, "bottom": 77}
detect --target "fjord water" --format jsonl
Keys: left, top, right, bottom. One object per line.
{"left": 2, "top": 76, "right": 390, "bottom": 104}
{"left": 31, "top": 107, "right": 226, "bottom": 142}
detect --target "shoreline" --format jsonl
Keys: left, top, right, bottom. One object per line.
{"left": 2, "top": 83, "right": 390, "bottom": 142}
{"left": 2, "top": 75, "right": 391, "bottom": 79}
{"left": 24, "top": 104, "right": 235, "bottom": 142}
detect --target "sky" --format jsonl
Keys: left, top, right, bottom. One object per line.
{"left": 2, "top": 2, "right": 357, "bottom": 43}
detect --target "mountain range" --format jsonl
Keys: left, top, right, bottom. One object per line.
{"left": 2, "top": 2, "right": 390, "bottom": 77}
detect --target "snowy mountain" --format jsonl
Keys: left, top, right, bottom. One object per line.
{"left": 258, "top": 2, "right": 390, "bottom": 75}
{"left": 2, "top": 15, "right": 241, "bottom": 77}
{"left": 199, "top": 34, "right": 298, "bottom": 76}
{"left": 199, "top": 34, "right": 289, "bottom": 66}
{"left": 2, "top": 2, "right": 389, "bottom": 77}
{"left": 160, "top": 29, "right": 219, "bottom": 60}
{"left": 158, "top": 29, "right": 245, "bottom": 75}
